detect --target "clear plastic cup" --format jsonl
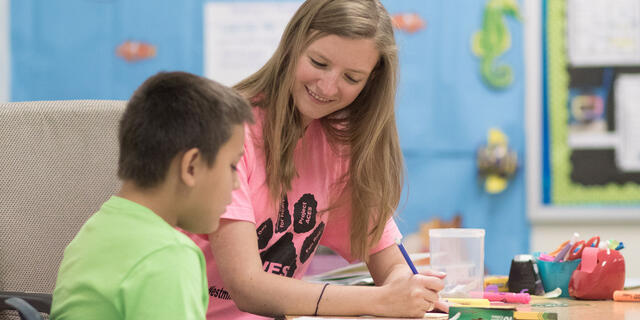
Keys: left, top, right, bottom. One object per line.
{"left": 429, "top": 228, "right": 485, "bottom": 298}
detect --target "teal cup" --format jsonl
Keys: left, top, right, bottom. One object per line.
{"left": 534, "top": 254, "right": 581, "bottom": 298}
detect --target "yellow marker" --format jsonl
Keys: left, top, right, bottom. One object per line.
{"left": 446, "top": 298, "right": 491, "bottom": 307}
{"left": 513, "top": 311, "right": 558, "bottom": 319}
{"left": 484, "top": 275, "right": 509, "bottom": 292}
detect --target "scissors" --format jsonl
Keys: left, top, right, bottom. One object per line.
{"left": 566, "top": 236, "right": 600, "bottom": 261}
{"left": 549, "top": 240, "right": 569, "bottom": 257}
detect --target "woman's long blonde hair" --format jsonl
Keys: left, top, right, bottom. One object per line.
{"left": 234, "top": 0, "right": 403, "bottom": 262}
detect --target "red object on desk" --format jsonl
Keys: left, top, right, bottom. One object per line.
{"left": 569, "top": 247, "right": 625, "bottom": 300}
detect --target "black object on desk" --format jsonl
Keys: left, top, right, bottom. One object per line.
{"left": 507, "top": 254, "right": 544, "bottom": 295}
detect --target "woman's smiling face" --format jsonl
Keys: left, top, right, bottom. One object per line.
{"left": 292, "top": 34, "right": 379, "bottom": 126}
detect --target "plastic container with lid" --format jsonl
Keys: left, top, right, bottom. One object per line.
{"left": 429, "top": 228, "right": 485, "bottom": 298}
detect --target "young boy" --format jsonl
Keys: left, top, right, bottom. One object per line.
{"left": 50, "top": 71, "right": 253, "bottom": 319}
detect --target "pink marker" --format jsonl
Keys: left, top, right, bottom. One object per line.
{"left": 470, "top": 289, "right": 531, "bottom": 304}
{"left": 537, "top": 253, "right": 555, "bottom": 262}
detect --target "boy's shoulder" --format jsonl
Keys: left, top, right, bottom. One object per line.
{"left": 52, "top": 197, "right": 206, "bottom": 319}
{"left": 84, "top": 197, "right": 164, "bottom": 232}
{"left": 68, "top": 196, "right": 200, "bottom": 266}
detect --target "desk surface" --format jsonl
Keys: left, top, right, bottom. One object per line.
{"left": 287, "top": 297, "right": 640, "bottom": 320}
{"left": 528, "top": 297, "right": 640, "bottom": 320}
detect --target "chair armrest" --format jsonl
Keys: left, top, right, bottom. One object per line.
{"left": 0, "top": 291, "right": 51, "bottom": 314}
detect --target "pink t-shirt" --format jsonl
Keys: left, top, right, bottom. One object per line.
{"left": 187, "top": 108, "right": 401, "bottom": 320}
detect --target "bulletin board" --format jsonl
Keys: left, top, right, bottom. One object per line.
{"left": 542, "top": 0, "right": 640, "bottom": 206}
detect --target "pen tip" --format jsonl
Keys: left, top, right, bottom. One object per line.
{"left": 395, "top": 238, "right": 401, "bottom": 245}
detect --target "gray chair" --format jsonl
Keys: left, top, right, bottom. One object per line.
{"left": 0, "top": 100, "right": 125, "bottom": 319}
{"left": 2, "top": 297, "right": 45, "bottom": 320}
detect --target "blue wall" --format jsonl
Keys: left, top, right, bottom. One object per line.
{"left": 384, "top": 0, "right": 528, "bottom": 275}
{"left": 11, "top": 0, "right": 203, "bottom": 100}
{"left": 10, "top": 0, "right": 528, "bottom": 274}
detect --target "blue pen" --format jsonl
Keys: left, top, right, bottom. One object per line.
{"left": 395, "top": 238, "right": 418, "bottom": 274}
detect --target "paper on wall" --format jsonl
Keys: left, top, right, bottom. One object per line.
{"left": 567, "top": 0, "right": 640, "bottom": 66}
{"left": 614, "top": 74, "right": 640, "bottom": 171}
{"left": 204, "top": 1, "right": 302, "bottom": 86}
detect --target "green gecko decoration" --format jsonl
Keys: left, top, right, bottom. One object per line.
{"left": 472, "top": 0, "right": 521, "bottom": 89}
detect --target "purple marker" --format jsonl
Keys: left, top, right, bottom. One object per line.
{"left": 395, "top": 238, "right": 418, "bottom": 274}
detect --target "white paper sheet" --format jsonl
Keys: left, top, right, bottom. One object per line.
{"left": 614, "top": 74, "right": 640, "bottom": 171}
{"left": 204, "top": 1, "right": 302, "bottom": 86}
{"left": 567, "top": 0, "right": 640, "bottom": 66}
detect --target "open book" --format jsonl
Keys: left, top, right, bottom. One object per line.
{"left": 304, "top": 252, "right": 430, "bottom": 286}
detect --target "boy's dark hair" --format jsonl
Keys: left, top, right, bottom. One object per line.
{"left": 118, "top": 71, "right": 253, "bottom": 188}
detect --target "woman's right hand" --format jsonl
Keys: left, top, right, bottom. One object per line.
{"left": 375, "top": 266, "right": 447, "bottom": 317}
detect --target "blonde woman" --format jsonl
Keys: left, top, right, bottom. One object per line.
{"left": 186, "top": 0, "right": 446, "bottom": 318}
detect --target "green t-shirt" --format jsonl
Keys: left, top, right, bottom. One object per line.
{"left": 51, "top": 196, "right": 208, "bottom": 320}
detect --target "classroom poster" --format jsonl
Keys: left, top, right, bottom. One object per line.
{"left": 204, "top": 1, "right": 302, "bottom": 86}
{"left": 544, "top": 0, "right": 640, "bottom": 205}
